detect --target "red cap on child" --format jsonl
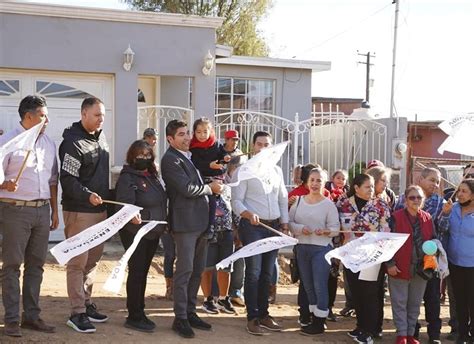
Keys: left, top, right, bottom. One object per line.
{"left": 224, "top": 130, "right": 239, "bottom": 139}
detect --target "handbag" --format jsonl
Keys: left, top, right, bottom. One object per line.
{"left": 290, "top": 247, "right": 299, "bottom": 283}
{"left": 289, "top": 196, "right": 303, "bottom": 283}
{"left": 407, "top": 210, "right": 434, "bottom": 281}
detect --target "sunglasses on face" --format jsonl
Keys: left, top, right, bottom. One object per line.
{"left": 465, "top": 173, "right": 474, "bottom": 179}
{"left": 407, "top": 195, "right": 423, "bottom": 201}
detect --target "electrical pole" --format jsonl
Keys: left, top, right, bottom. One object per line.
{"left": 357, "top": 51, "right": 375, "bottom": 103}
{"left": 390, "top": 0, "right": 400, "bottom": 119}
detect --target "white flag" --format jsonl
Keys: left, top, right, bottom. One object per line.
{"left": 0, "top": 119, "right": 45, "bottom": 183}
{"left": 227, "top": 141, "right": 289, "bottom": 189}
{"left": 103, "top": 220, "right": 167, "bottom": 294}
{"left": 50, "top": 204, "right": 142, "bottom": 265}
{"left": 437, "top": 114, "right": 474, "bottom": 156}
{"left": 216, "top": 233, "right": 297, "bottom": 270}
{"left": 325, "top": 232, "right": 409, "bottom": 273}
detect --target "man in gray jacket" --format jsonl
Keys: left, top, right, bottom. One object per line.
{"left": 161, "top": 119, "right": 223, "bottom": 339}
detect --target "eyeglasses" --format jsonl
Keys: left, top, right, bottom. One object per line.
{"left": 407, "top": 195, "right": 423, "bottom": 201}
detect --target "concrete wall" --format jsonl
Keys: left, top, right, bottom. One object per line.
{"left": 216, "top": 64, "right": 313, "bottom": 121}
{"left": 0, "top": 12, "right": 216, "bottom": 163}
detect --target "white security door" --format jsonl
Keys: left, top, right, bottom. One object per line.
{"left": 0, "top": 69, "right": 114, "bottom": 242}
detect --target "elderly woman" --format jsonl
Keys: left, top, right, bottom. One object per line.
{"left": 336, "top": 173, "right": 391, "bottom": 344}
{"left": 386, "top": 185, "right": 435, "bottom": 344}
{"left": 439, "top": 180, "right": 474, "bottom": 344}
{"left": 289, "top": 168, "right": 340, "bottom": 336}
{"left": 366, "top": 165, "right": 396, "bottom": 209}
{"left": 115, "top": 140, "right": 167, "bottom": 332}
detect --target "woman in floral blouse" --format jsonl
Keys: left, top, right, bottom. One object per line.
{"left": 336, "top": 173, "right": 391, "bottom": 344}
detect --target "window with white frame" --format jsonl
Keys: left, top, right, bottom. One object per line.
{"left": 215, "top": 77, "right": 274, "bottom": 114}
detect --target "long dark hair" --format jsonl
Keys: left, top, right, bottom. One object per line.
{"left": 347, "top": 173, "right": 373, "bottom": 198}
{"left": 126, "top": 140, "right": 157, "bottom": 176}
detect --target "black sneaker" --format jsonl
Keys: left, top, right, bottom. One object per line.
{"left": 124, "top": 317, "right": 155, "bottom": 333}
{"left": 354, "top": 333, "right": 374, "bottom": 344}
{"left": 348, "top": 328, "right": 363, "bottom": 338}
{"left": 340, "top": 306, "right": 355, "bottom": 317}
{"left": 202, "top": 296, "right": 219, "bottom": 314}
{"left": 326, "top": 309, "right": 337, "bottom": 322}
{"left": 217, "top": 297, "right": 236, "bottom": 314}
{"left": 86, "top": 303, "right": 108, "bottom": 323}
{"left": 172, "top": 318, "right": 194, "bottom": 338}
{"left": 67, "top": 313, "right": 96, "bottom": 333}
{"left": 298, "top": 314, "right": 311, "bottom": 327}
{"left": 188, "top": 312, "right": 212, "bottom": 331}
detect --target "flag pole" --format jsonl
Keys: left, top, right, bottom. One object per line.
{"left": 13, "top": 150, "right": 31, "bottom": 184}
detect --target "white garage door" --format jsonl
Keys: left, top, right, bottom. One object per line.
{"left": 0, "top": 69, "right": 114, "bottom": 242}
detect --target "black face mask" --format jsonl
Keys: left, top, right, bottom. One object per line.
{"left": 459, "top": 199, "right": 472, "bottom": 207}
{"left": 133, "top": 158, "right": 152, "bottom": 171}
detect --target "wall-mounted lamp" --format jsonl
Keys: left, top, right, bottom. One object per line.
{"left": 123, "top": 44, "right": 135, "bottom": 72}
{"left": 201, "top": 50, "right": 214, "bottom": 76}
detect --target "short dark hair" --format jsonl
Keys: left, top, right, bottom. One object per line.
{"left": 460, "top": 179, "right": 474, "bottom": 194}
{"left": 126, "top": 140, "right": 157, "bottom": 176}
{"left": 252, "top": 131, "right": 272, "bottom": 144}
{"left": 300, "top": 163, "right": 317, "bottom": 185}
{"left": 18, "top": 95, "right": 47, "bottom": 120}
{"left": 166, "top": 119, "right": 187, "bottom": 138}
{"left": 81, "top": 97, "right": 103, "bottom": 112}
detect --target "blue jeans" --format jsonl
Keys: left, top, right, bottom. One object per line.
{"left": 238, "top": 218, "right": 279, "bottom": 320}
{"left": 296, "top": 244, "right": 331, "bottom": 317}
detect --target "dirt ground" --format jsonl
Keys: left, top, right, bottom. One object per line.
{"left": 0, "top": 243, "right": 454, "bottom": 344}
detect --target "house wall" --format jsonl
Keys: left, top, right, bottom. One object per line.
{"left": 0, "top": 12, "right": 216, "bottom": 164}
{"left": 215, "top": 64, "right": 313, "bottom": 121}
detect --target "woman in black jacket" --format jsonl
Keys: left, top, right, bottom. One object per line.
{"left": 115, "top": 140, "right": 167, "bottom": 333}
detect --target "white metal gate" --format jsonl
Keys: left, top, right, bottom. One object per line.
{"left": 214, "top": 109, "right": 388, "bottom": 185}
{"left": 137, "top": 105, "right": 194, "bottom": 160}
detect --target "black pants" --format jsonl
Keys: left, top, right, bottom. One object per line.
{"left": 449, "top": 263, "right": 474, "bottom": 338}
{"left": 119, "top": 230, "right": 159, "bottom": 320}
{"left": 422, "top": 277, "right": 442, "bottom": 339}
{"left": 328, "top": 273, "right": 338, "bottom": 310}
{"left": 345, "top": 267, "right": 384, "bottom": 336}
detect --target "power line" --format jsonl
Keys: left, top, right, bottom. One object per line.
{"left": 292, "top": 3, "right": 392, "bottom": 58}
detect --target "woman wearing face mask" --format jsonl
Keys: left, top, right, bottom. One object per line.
{"left": 439, "top": 180, "right": 474, "bottom": 344}
{"left": 115, "top": 140, "right": 167, "bottom": 333}
{"left": 336, "top": 173, "right": 391, "bottom": 344}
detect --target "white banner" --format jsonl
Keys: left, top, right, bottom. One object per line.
{"left": 103, "top": 220, "right": 167, "bottom": 294}
{"left": 325, "top": 232, "right": 409, "bottom": 273}
{"left": 227, "top": 141, "right": 289, "bottom": 191}
{"left": 50, "top": 204, "right": 142, "bottom": 265}
{"left": 437, "top": 114, "right": 474, "bottom": 156}
{"left": 0, "top": 118, "right": 45, "bottom": 183}
{"left": 216, "top": 233, "right": 298, "bottom": 270}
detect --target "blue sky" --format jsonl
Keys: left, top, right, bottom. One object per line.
{"left": 24, "top": 0, "right": 474, "bottom": 120}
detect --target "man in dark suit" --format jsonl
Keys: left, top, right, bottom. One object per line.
{"left": 161, "top": 119, "right": 223, "bottom": 339}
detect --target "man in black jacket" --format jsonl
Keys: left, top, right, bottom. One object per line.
{"left": 59, "top": 97, "right": 110, "bottom": 334}
{"left": 161, "top": 120, "right": 223, "bottom": 339}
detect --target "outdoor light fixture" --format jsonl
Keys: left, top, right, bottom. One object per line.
{"left": 201, "top": 50, "right": 214, "bottom": 76}
{"left": 123, "top": 44, "right": 135, "bottom": 72}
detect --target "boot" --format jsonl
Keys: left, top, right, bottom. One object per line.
{"left": 268, "top": 284, "right": 277, "bottom": 304}
{"left": 300, "top": 314, "right": 325, "bottom": 336}
{"left": 165, "top": 277, "right": 173, "bottom": 300}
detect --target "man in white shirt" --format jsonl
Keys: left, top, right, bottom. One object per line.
{"left": 0, "top": 95, "right": 58, "bottom": 337}
{"left": 231, "top": 131, "right": 289, "bottom": 336}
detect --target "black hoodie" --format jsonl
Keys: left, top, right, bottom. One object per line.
{"left": 59, "top": 121, "right": 109, "bottom": 213}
